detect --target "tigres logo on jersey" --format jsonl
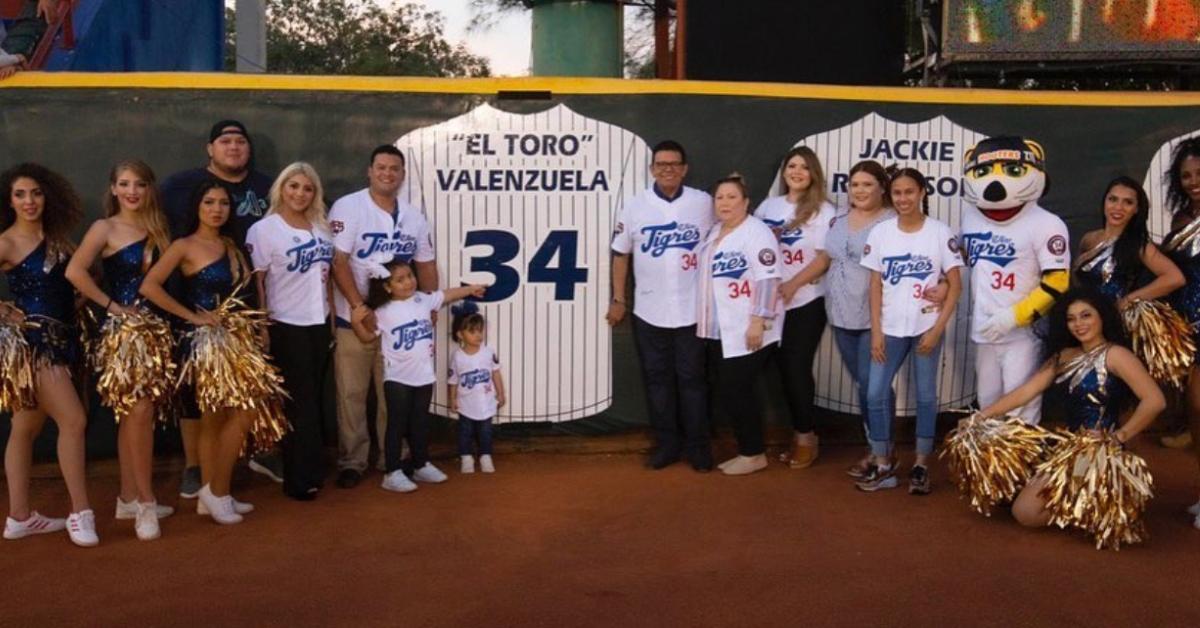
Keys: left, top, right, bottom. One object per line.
{"left": 962, "top": 136, "right": 1046, "bottom": 223}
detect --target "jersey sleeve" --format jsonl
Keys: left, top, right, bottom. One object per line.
{"left": 448, "top": 353, "right": 459, "bottom": 384}
{"left": 939, "top": 223, "right": 965, "bottom": 271}
{"left": 860, "top": 228, "right": 883, "bottom": 272}
{"left": 413, "top": 213, "right": 435, "bottom": 263}
{"left": 812, "top": 205, "right": 835, "bottom": 251}
{"left": 427, "top": 291, "right": 446, "bottom": 311}
{"left": 1035, "top": 214, "right": 1071, "bottom": 271}
{"left": 245, "top": 222, "right": 271, "bottom": 272}
{"left": 747, "top": 225, "right": 782, "bottom": 282}
{"left": 329, "top": 198, "right": 358, "bottom": 255}
{"left": 611, "top": 203, "right": 634, "bottom": 254}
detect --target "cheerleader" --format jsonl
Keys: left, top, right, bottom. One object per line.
{"left": 1074, "top": 176, "right": 1183, "bottom": 309}
{"left": 64, "top": 160, "right": 174, "bottom": 540}
{"left": 139, "top": 178, "right": 256, "bottom": 524}
{"left": 696, "top": 173, "right": 783, "bottom": 476}
{"left": 754, "top": 147, "right": 836, "bottom": 469}
{"left": 0, "top": 163, "right": 96, "bottom": 547}
{"left": 246, "top": 163, "right": 334, "bottom": 501}
{"left": 978, "top": 288, "right": 1164, "bottom": 528}
{"left": 1161, "top": 137, "right": 1200, "bottom": 529}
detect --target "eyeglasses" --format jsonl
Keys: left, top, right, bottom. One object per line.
{"left": 653, "top": 161, "right": 685, "bottom": 170}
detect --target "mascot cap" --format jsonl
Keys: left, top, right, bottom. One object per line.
{"left": 963, "top": 136, "right": 1045, "bottom": 173}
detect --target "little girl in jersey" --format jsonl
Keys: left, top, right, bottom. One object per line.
{"left": 350, "top": 259, "right": 485, "bottom": 493}
{"left": 449, "top": 302, "right": 506, "bottom": 474}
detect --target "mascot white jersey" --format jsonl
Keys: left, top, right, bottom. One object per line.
{"left": 960, "top": 136, "right": 1070, "bottom": 424}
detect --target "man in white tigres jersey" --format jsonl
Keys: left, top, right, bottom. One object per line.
{"left": 960, "top": 136, "right": 1070, "bottom": 424}
{"left": 607, "top": 140, "right": 715, "bottom": 471}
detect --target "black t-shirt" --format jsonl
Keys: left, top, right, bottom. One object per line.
{"left": 160, "top": 167, "right": 273, "bottom": 247}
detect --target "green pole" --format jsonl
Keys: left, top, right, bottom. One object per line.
{"left": 530, "top": 0, "right": 623, "bottom": 77}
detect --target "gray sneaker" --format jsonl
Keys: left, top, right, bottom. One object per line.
{"left": 249, "top": 453, "right": 284, "bottom": 484}
{"left": 178, "top": 466, "right": 202, "bottom": 499}
{"left": 908, "top": 465, "right": 932, "bottom": 495}
{"left": 855, "top": 464, "right": 898, "bottom": 492}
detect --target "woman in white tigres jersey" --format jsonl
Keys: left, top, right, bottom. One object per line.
{"left": 754, "top": 147, "right": 836, "bottom": 469}
{"left": 857, "top": 167, "right": 963, "bottom": 495}
{"left": 696, "top": 174, "right": 783, "bottom": 476}
{"left": 246, "top": 162, "right": 335, "bottom": 502}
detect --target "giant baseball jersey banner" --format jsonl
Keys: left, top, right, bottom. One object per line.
{"left": 774, "top": 113, "right": 986, "bottom": 415}
{"left": 395, "top": 103, "right": 650, "bottom": 423}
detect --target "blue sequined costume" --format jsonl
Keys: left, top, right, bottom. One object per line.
{"left": 177, "top": 255, "right": 236, "bottom": 417}
{"left": 1163, "top": 215, "right": 1200, "bottom": 343}
{"left": 5, "top": 241, "right": 79, "bottom": 366}
{"left": 1054, "top": 345, "right": 1128, "bottom": 432}
{"left": 101, "top": 238, "right": 148, "bottom": 306}
{"left": 1075, "top": 240, "right": 1127, "bottom": 303}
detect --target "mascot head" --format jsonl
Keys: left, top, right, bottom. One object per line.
{"left": 963, "top": 136, "right": 1046, "bottom": 223}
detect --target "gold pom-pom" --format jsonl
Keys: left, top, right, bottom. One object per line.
{"left": 1122, "top": 299, "right": 1195, "bottom": 390}
{"left": 0, "top": 314, "right": 38, "bottom": 413}
{"left": 91, "top": 307, "right": 177, "bottom": 424}
{"left": 1036, "top": 431, "right": 1154, "bottom": 550}
{"left": 941, "top": 412, "right": 1060, "bottom": 516}
{"left": 177, "top": 293, "right": 290, "bottom": 456}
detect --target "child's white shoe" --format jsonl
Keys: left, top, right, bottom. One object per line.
{"left": 460, "top": 455, "right": 475, "bottom": 474}
{"left": 66, "top": 510, "right": 99, "bottom": 547}
{"left": 479, "top": 455, "right": 495, "bottom": 474}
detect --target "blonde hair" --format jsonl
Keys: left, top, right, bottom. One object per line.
{"left": 267, "top": 162, "right": 329, "bottom": 232}
{"left": 775, "top": 146, "right": 829, "bottom": 231}
{"left": 104, "top": 159, "right": 171, "bottom": 271}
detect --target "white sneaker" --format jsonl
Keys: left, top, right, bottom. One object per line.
{"left": 197, "top": 485, "right": 243, "bottom": 525}
{"left": 196, "top": 495, "right": 254, "bottom": 516}
{"left": 381, "top": 470, "right": 418, "bottom": 493}
{"left": 1187, "top": 499, "right": 1200, "bottom": 516}
{"left": 116, "top": 497, "right": 174, "bottom": 520}
{"left": 135, "top": 502, "right": 161, "bottom": 541}
{"left": 3, "top": 511, "right": 66, "bottom": 540}
{"left": 461, "top": 455, "right": 475, "bottom": 474}
{"left": 479, "top": 455, "right": 495, "bottom": 474}
{"left": 1194, "top": 512, "right": 1200, "bottom": 531}
{"left": 413, "top": 462, "right": 448, "bottom": 483}
{"left": 66, "top": 510, "right": 99, "bottom": 547}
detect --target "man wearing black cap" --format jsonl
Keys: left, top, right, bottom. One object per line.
{"left": 160, "top": 119, "right": 276, "bottom": 498}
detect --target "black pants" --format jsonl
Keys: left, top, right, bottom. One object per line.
{"left": 631, "top": 316, "right": 709, "bottom": 457}
{"left": 270, "top": 322, "right": 331, "bottom": 496}
{"left": 383, "top": 381, "right": 433, "bottom": 474}
{"left": 711, "top": 341, "right": 773, "bottom": 456}
{"left": 773, "top": 298, "right": 827, "bottom": 433}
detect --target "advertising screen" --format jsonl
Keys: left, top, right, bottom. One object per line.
{"left": 943, "top": 0, "right": 1200, "bottom": 61}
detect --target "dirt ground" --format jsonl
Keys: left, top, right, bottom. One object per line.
{"left": 2, "top": 438, "right": 1199, "bottom": 628}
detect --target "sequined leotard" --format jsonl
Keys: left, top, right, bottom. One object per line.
{"left": 183, "top": 255, "right": 234, "bottom": 312}
{"left": 5, "top": 241, "right": 78, "bottom": 366}
{"left": 1054, "top": 344, "right": 1128, "bottom": 432}
{"left": 1075, "top": 239, "right": 1127, "bottom": 303}
{"left": 1163, "top": 215, "right": 1200, "bottom": 343}
{"left": 101, "top": 238, "right": 148, "bottom": 306}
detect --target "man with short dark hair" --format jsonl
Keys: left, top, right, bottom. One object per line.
{"left": 608, "top": 140, "right": 714, "bottom": 471}
{"left": 160, "top": 119, "right": 276, "bottom": 498}
{"left": 329, "top": 144, "right": 439, "bottom": 489}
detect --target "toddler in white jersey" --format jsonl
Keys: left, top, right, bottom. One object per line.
{"left": 350, "top": 259, "right": 485, "bottom": 493}
{"left": 448, "top": 302, "right": 506, "bottom": 474}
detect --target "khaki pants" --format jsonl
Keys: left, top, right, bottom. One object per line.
{"left": 334, "top": 327, "right": 387, "bottom": 472}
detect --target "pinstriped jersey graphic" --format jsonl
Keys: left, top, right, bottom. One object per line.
{"left": 396, "top": 103, "right": 650, "bottom": 423}
{"left": 774, "top": 113, "right": 986, "bottom": 415}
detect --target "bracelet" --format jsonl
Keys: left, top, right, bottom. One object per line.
{"left": 105, "top": 298, "right": 113, "bottom": 312}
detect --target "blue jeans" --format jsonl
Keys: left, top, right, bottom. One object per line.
{"left": 457, "top": 415, "right": 494, "bottom": 456}
{"left": 831, "top": 327, "right": 893, "bottom": 444}
{"left": 866, "top": 334, "right": 943, "bottom": 458}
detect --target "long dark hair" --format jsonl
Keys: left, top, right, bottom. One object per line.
{"left": 1039, "top": 286, "right": 1129, "bottom": 362}
{"left": 0, "top": 163, "right": 83, "bottom": 263}
{"left": 1165, "top": 136, "right": 1200, "bottom": 216}
{"left": 365, "top": 258, "right": 416, "bottom": 309}
{"left": 182, "top": 177, "right": 245, "bottom": 283}
{"left": 1102, "top": 176, "right": 1150, "bottom": 290}
{"left": 774, "top": 146, "right": 829, "bottom": 230}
